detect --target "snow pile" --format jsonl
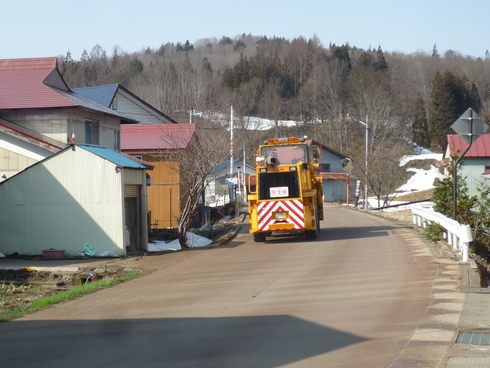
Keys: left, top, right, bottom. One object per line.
{"left": 396, "top": 152, "right": 443, "bottom": 195}
{"left": 363, "top": 150, "right": 443, "bottom": 210}
{"left": 399, "top": 152, "right": 443, "bottom": 166}
{"left": 148, "top": 232, "right": 213, "bottom": 252}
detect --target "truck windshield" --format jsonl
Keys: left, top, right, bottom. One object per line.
{"left": 260, "top": 145, "right": 307, "bottom": 165}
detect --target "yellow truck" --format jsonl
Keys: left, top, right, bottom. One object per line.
{"left": 247, "top": 137, "right": 324, "bottom": 242}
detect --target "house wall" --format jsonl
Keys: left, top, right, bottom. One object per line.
{"left": 458, "top": 158, "right": 490, "bottom": 198}
{"left": 1, "top": 108, "right": 68, "bottom": 142}
{"left": 140, "top": 154, "right": 181, "bottom": 229}
{"left": 116, "top": 92, "right": 166, "bottom": 125}
{"left": 319, "top": 148, "right": 344, "bottom": 173}
{"left": 0, "top": 147, "right": 130, "bottom": 256}
{"left": 1, "top": 108, "right": 121, "bottom": 150}
{"left": 69, "top": 109, "right": 121, "bottom": 150}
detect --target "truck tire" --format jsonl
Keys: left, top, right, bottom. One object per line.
{"left": 305, "top": 207, "right": 320, "bottom": 240}
{"left": 253, "top": 232, "right": 266, "bottom": 242}
{"left": 305, "top": 229, "right": 318, "bottom": 240}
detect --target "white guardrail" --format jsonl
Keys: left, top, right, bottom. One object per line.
{"left": 411, "top": 206, "right": 473, "bottom": 262}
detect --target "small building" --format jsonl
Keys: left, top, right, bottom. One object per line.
{"left": 205, "top": 159, "right": 256, "bottom": 206}
{"left": 309, "top": 140, "right": 356, "bottom": 203}
{"left": 0, "top": 144, "right": 149, "bottom": 257}
{"left": 444, "top": 134, "right": 490, "bottom": 198}
{"left": 121, "top": 124, "right": 196, "bottom": 229}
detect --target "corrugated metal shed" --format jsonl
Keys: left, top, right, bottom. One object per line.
{"left": 0, "top": 143, "right": 148, "bottom": 256}
{"left": 79, "top": 145, "right": 147, "bottom": 169}
{"left": 121, "top": 123, "right": 195, "bottom": 152}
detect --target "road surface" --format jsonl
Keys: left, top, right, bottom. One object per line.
{"left": 0, "top": 205, "right": 462, "bottom": 367}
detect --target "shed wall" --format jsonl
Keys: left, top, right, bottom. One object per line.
{"left": 0, "top": 147, "right": 126, "bottom": 256}
{"left": 144, "top": 156, "right": 180, "bottom": 228}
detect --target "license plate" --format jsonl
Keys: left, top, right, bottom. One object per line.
{"left": 270, "top": 186, "right": 289, "bottom": 198}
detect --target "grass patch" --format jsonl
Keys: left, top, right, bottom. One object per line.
{"left": 403, "top": 158, "right": 440, "bottom": 171}
{"left": 0, "top": 269, "right": 151, "bottom": 323}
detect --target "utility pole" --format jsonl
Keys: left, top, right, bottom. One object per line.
{"left": 243, "top": 143, "right": 247, "bottom": 202}
{"left": 229, "top": 106, "right": 234, "bottom": 203}
{"left": 359, "top": 117, "right": 369, "bottom": 209}
{"left": 230, "top": 105, "right": 234, "bottom": 179}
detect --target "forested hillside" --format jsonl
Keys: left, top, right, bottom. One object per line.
{"left": 58, "top": 34, "right": 490, "bottom": 197}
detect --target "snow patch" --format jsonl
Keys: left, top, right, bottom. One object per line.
{"left": 148, "top": 232, "right": 213, "bottom": 252}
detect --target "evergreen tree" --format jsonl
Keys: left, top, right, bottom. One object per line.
{"left": 432, "top": 44, "right": 439, "bottom": 58}
{"left": 219, "top": 36, "right": 233, "bottom": 45}
{"left": 429, "top": 70, "right": 481, "bottom": 149}
{"left": 412, "top": 96, "right": 430, "bottom": 148}
{"left": 234, "top": 40, "right": 246, "bottom": 52}
{"left": 432, "top": 162, "right": 476, "bottom": 224}
{"left": 201, "top": 57, "right": 213, "bottom": 75}
{"left": 467, "top": 83, "right": 482, "bottom": 113}
{"left": 331, "top": 44, "right": 351, "bottom": 69}
{"left": 129, "top": 57, "right": 144, "bottom": 74}
{"left": 374, "top": 46, "right": 388, "bottom": 71}
{"left": 183, "top": 40, "right": 194, "bottom": 51}
{"left": 358, "top": 52, "right": 375, "bottom": 69}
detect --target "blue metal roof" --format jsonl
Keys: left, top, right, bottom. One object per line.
{"left": 79, "top": 145, "right": 146, "bottom": 169}
{"left": 211, "top": 159, "right": 243, "bottom": 174}
{"left": 72, "top": 84, "right": 119, "bottom": 108}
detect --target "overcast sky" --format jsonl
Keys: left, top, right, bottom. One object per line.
{"left": 3, "top": 0, "right": 489, "bottom": 60}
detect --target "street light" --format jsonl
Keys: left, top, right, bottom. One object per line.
{"left": 359, "top": 118, "right": 369, "bottom": 209}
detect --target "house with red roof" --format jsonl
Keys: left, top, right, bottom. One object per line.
{"left": 443, "top": 133, "right": 490, "bottom": 198}
{"left": 121, "top": 123, "right": 196, "bottom": 229}
{"left": 0, "top": 57, "right": 138, "bottom": 180}
{"left": 0, "top": 57, "right": 158, "bottom": 256}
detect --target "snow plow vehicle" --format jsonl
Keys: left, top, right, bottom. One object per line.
{"left": 247, "top": 137, "right": 323, "bottom": 242}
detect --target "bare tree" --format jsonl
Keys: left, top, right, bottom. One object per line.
{"left": 366, "top": 142, "right": 411, "bottom": 208}
{"left": 161, "top": 123, "right": 230, "bottom": 248}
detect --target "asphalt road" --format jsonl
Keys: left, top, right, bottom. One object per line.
{"left": 0, "top": 206, "right": 463, "bottom": 368}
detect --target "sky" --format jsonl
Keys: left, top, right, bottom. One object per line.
{"left": 3, "top": 0, "right": 490, "bottom": 61}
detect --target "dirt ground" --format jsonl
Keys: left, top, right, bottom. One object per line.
{"left": 0, "top": 218, "right": 243, "bottom": 317}
{"left": 0, "top": 263, "right": 131, "bottom": 316}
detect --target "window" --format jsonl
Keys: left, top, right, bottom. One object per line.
{"left": 85, "top": 120, "right": 99, "bottom": 145}
{"left": 112, "top": 96, "right": 118, "bottom": 110}
{"left": 484, "top": 165, "right": 490, "bottom": 175}
{"left": 114, "top": 131, "right": 120, "bottom": 151}
{"left": 320, "top": 163, "right": 331, "bottom": 173}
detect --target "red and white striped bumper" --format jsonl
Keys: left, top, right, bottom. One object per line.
{"left": 257, "top": 199, "right": 305, "bottom": 231}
